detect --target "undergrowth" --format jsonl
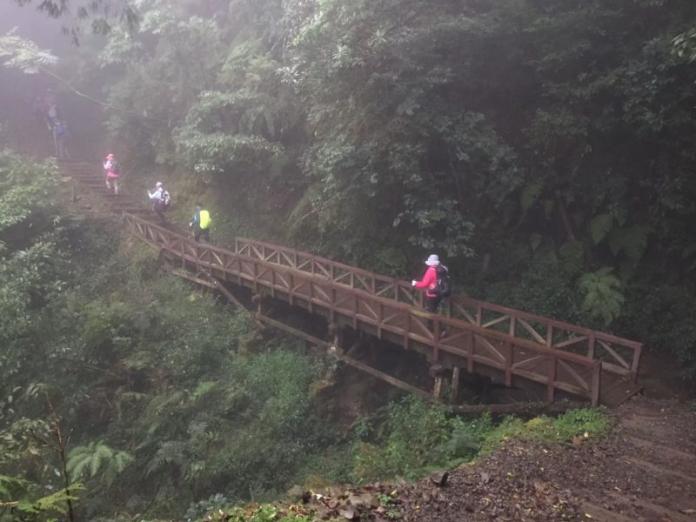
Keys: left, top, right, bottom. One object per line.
{"left": 190, "top": 398, "right": 613, "bottom": 521}
{"left": 351, "top": 397, "right": 613, "bottom": 483}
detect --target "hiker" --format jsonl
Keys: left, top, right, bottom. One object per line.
{"left": 147, "top": 181, "right": 171, "bottom": 221}
{"left": 411, "top": 254, "right": 451, "bottom": 313}
{"left": 189, "top": 205, "right": 211, "bottom": 242}
{"left": 45, "top": 96, "right": 64, "bottom": 157}
{"left": 53, "top": 120, "right": 70, "bottom": 159}
{"left": 103, "top": 153, "right": 120, "bottom": 195}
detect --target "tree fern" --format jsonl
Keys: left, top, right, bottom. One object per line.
{"left": 67, "top": 441, "right": 133, "bottom": 486}
{"left": 579, "top": 267, "right": 625, "bottom": 326}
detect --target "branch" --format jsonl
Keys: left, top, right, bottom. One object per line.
{"left": 44, "top": 394, "right": 76, "bottom": 522}
{"left": 39, "top": 65, "right": 110, "bottom": 109}
{"left": 555, "top": 190, "right": 577, "bottom": 242}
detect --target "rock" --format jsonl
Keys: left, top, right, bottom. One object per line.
{"left": 339, "top": 506, "right": 357, "bottom": 519}
{"left": 430, "top": 471, "right": 449, "bottom": 487}
{"left": 286, "top": 485, "right": 310, "bottom": 503}
{"left": 349, "top": 492, "right": 377, "bottom": 508}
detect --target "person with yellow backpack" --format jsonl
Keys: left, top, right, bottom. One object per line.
{"left": 189, "top": 205, "right": 211, "bottom": 242}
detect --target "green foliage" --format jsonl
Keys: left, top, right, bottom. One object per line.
{"left": 0, "top": 29, "right": 58, "bottom": 74}
{"left": 483, "top": 249, "right": 584, "bottom": 325}
{"left": 14, "top": 485, "right": 84, "bottom": 520}
{"left": 292, "top": 0, "right": 520, "bottom": 261}
{"left": 590, "top": 213, "right": 614, "bottom": 245}
{"left": 200, "top": 504, "right": 312, "bottom": 522}
{"left": 480, "top": 409, "right": 612, "bottom": 454}
{"left": 579, "top": 267, "right": 625, "bottom": 326}
{"left": 67, "top": 441, "right": 133, "bottom": 486}
{"left": 352, "top": 399, "right": 613, "bottom": 483}
{"left": 551, "top": 408, "right": 612, "bottom": 441}
{"left": 0, "top": 417, "right": 83, "bottom": 522}
{"left": 100, "top": 0, "right": 224, "bottom": 163}
{"left": 0, "top": 152, "right": 58, "bottom": 233}
{"left": 0, "top": 205, "right": 344, "bottom": 517}
{"left": 621, "top": 284, "right": 696, "bottom": 377}
{"left": 352, "top": 397, "right": 454, "bottom": 482}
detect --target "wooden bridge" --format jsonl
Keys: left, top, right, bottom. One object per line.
{"left": 63, "top": 161, "right": 643, "bottom": 408}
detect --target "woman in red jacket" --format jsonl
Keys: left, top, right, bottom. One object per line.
{"left": 411, "top": 254, "right": 442, "bottom": 313}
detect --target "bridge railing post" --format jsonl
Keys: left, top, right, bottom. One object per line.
{"left": 504, "top": 341, "right": 512, "bottom": 387}
{"left": 546, "top": 355, "right": 557, "bottom": 403}
{"left": 630, "top": 344, "right": 642, "bottom": 382}
{"left": 591, "top": 361, "right": 601, "bottom": 406}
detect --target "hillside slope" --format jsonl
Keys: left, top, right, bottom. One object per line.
{"left": 266, "top": 397, "right": 695, "bottom": 522}
{"left": 398, "top": 397, "right": 696, "bottom": 521}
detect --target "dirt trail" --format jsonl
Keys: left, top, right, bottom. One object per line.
{"left": 400, "top": 396, "right": 696, "bottom": 521}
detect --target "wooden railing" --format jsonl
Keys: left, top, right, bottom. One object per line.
{"left": 124, "top": 214, "right": 606, "bottom": 405}
{"left": 227, "top": 237, "right": 642, "bottom": 380}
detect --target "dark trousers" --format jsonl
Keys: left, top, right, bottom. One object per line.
{"left": 194, "top": 226, "right": 209, "bottom": 242}
{"left": 425, "top": 295, "right": 445, "bottom": 337}
{"left": 425, "top": 295, "right": 442, "bottom": 313}
{"left": 153, "top": 201, "right": 167, "bottom": 222}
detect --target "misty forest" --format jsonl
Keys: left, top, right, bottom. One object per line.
{"left": 1, "top": 1, "right": 696, "bottom": 521}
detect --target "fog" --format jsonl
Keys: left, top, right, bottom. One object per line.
{"left": 0, "top": 2, "right": 103, "bottom": 158}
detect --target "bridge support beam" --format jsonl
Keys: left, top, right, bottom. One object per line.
{"left": 328, "top": 323, "right": 343, "bottom": 355}
{"left": 430, "top": 364, "right": 447, "bottom": 400}
{"left": 252, "top": 293, "right": 262, "bottom": 319}
{"left": 450, "top": 366, "right": 461, "bottom": 404}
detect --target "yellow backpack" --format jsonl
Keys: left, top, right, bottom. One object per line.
{"left": 199, "top": 210, "right": 211, "bottom": 229}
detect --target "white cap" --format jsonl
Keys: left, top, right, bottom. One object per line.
{"left": 155, "top": 181, "right": 163, "bottom": 188}
{"left": 425, "top": 254, "right": 440, "bottom": 266}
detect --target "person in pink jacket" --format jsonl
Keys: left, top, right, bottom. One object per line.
{"left": 412, "top": 254, "right": 443, "bottom": 313}
{"left": 103, "top": 153, "right": 120, "bottom": 195}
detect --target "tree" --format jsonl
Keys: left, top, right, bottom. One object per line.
{"left": 13, "top": 0, "right": 138, "bottom": 41}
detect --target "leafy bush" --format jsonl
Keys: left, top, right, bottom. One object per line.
{"left": 621, "top": 283, "right": 696, "bottom": 378}
{"left": 353, "top": 399, "right": 613, "bottom": 482}
{"left": 352, "top": 397, "right": 454, "bottom": 482}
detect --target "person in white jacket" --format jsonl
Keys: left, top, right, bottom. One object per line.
{"left": 147, "top": 182, "right": 170, "bottom": 221}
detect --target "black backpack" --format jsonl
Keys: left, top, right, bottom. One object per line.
{"left": 111, "top": 161, "right": 121, "bottom": 174}
{"left": 435, "top": 265, "right": 452, "bottom": 298}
